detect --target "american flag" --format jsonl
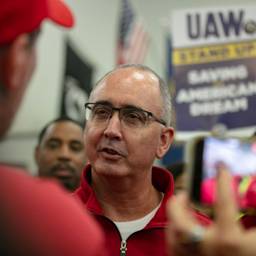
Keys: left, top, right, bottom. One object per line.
{"left": 116, "top": 0, "right": 149, "bottom": 65}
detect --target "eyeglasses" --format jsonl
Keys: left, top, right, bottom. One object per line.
{"left": 84, "top": 102, "right": 166, "bottom": 128}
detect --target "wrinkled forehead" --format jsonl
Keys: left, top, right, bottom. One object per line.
{"left": 89, "top": 68, "right": 162, "bottom": 107}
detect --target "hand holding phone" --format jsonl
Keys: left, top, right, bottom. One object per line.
{"left": 187, "top": 136, "right": 256, "bottom": 212}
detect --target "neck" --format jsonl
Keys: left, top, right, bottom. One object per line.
{"left": 91, "top": 171, "right": 162, "bottom": 221}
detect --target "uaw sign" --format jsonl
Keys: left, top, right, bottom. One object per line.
{"left": 170, "top": 6, "right": 256, "bottom": 131}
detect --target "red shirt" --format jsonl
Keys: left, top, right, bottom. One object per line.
{"left": 0, "top": 165, "right": 105, "bottom": 256}
{"left": 75, "top": 164, "right": 211, "bottom": 256}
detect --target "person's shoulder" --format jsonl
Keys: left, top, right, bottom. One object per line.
{"left": 0, "top": 165, "right": 34, "bottom": 187}
{"left": 1, "top": 164, "right": 27, "bottom": 175}
{"left": 0, "top": 165, "right": 105, "bottom": 256}
{"left": 0, "top": 164, "right": 60, "bottom": 194}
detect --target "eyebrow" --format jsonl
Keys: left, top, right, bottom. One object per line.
{"left": 46, "top": 138, "right": 61, "bottom": 143}
{"left": 46, "top": 137, "right": 83, "bottom": 144}
{"left": 94, "top": 100, "right": 146, "bottom": 111}
{"left": 70, "top": 140, "right": 83, "bottom": 145}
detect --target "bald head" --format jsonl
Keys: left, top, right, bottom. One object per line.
{"left": 90, "top": 64, "right": 172, "bottom": 127}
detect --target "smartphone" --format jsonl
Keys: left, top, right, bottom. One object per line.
{"left": 187, "top": 136, "right": 256, "bottom": 211}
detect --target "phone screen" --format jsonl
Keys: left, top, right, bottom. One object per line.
{"left": 200, "top": 137, "right": 256, "bottom": 209}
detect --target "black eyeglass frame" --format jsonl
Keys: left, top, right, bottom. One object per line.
{"left": 84, "top": 102, "right": 167, "bottom": 127}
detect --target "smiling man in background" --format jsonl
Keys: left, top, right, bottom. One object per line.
{"left": 35, "top": 117, "right": 86, "bottom": 191}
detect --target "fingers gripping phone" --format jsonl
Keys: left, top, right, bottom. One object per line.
{"left": 187, "top": 136, "right": 256, "bottom": 212}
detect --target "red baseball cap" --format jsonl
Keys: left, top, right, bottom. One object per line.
{"left": 0, "top": 0, "right": 75, "bottom": 45}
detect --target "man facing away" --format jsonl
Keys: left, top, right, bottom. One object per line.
{"left": 0, "top": 0, "right": 104, "bottom": 255}
{"left": 35, "top": 117, "right": 86, "bottom": 191}
{"left": 75, "top": 64, "right": 211, "bottom": 256}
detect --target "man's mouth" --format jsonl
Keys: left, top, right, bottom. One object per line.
{"left": 99, "top": 146, "right": 125, "bottom": 160}
{"left": 53, "top": 169, "right": 73, "bottom": 178}
{"left": 51, "top": 165, "right": 74, "bottom": 178}
{"left": 102, "top": 148, "right": 120, "bottom": 155}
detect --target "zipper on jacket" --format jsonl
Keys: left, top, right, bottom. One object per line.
{"left": 120, "top": 240, "right": 127, "bottom": 256}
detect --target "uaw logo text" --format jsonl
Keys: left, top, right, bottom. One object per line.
{"left": 186, "top": 10, "right": 256, "bottom": 39}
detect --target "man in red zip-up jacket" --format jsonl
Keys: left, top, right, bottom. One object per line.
{"left": 75, "top": 64, "right": 211, "bottom": 256}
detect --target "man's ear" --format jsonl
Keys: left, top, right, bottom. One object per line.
{"left": 34, "top": 145, "right": 40, "bottom": 165}
{"left": 1, "top": 34, "right": 30, "bottom": 90}
{"left": 156, "top": 127, "right": 174, "bottom": 159}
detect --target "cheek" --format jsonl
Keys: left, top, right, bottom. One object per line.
{"left": 137, "top": 133, "right": 162, "bottom": 164}
{"left": 126, "top": 131, "right": 160, "bottom": 163}
{"left": 84, "top": 126, "right": 101, "bottom": 152}
{"left": 39, "top": 150, "right": 56, "bottom": 165}
{"left": 84, "top": 140, "right": 97, "bottom": 163}
{"left": 74, "top": 152, "right": 86, "bottom": 166}
{"left": 137, "top": 131, "right": 160, "bottom": 151}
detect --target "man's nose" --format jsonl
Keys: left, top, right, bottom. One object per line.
{"left": 103, "top": 112, "right": 122, "bottom": 139}
{"left": 58, "top": 145, "right": 71, "bottom": 160}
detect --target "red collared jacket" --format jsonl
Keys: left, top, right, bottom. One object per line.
{"left": 75, "top": 164, "right": 211, "bottom": 256}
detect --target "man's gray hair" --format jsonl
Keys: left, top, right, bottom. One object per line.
{"left": 90, "top": 64, "right": 172, "bottom": 126}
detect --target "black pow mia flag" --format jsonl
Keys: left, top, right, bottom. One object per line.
{"left": 60, "top": 40, "right": 93, "bottom": 124}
